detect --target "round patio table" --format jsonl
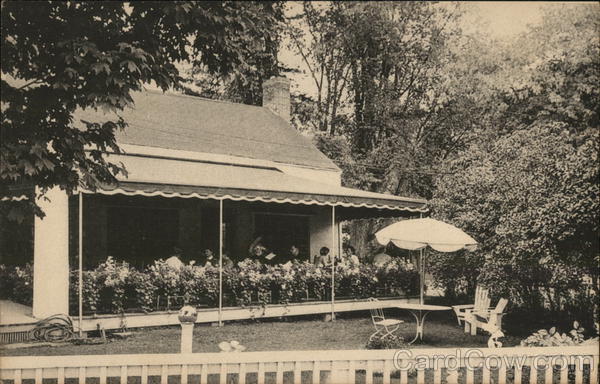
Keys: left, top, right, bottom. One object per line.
{"left": 393, "top": 303, "right": 452, "bottom": 344}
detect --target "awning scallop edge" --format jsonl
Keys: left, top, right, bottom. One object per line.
{"left": 87, "top": 181, "right": 428, "bottom": 213}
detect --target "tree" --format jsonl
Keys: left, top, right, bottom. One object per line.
{"left": 428, "top": 4, "right": 599, "bottom": 325}
{"left": 431, "top": 124, "right": 598, "bottom": 306}
{"left": 1, "top": 1, "right": 283, "bottom": 220}
{"left": 179, "top": 3, "right": 284, "bottom": 107}
{"left": 286, "top": 2, "right": 352, "bottom": 135}
{"left": 287, "top": 2, "right": 470, "bottom": 256}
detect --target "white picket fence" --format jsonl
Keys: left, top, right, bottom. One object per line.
{"left": 0, "top": 345, "right": 598, "bottom": 384}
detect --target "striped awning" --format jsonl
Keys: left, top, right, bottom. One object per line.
{"left": 85, "top": 161, "right": 427, "bottom": 213}
{"left": 91, "top": 180, "right": 427, "bottom": 213}
{"left": 3, "top": 163, "right": 428, "bottom": 214}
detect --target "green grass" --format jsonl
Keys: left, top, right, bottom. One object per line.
{"left": 1, "top": 310, "right": 521, "bottom": 356}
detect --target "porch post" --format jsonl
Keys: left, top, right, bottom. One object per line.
{"left": 337, "top": 221, "right": 343, "bottom": 259}
{"left": 78, "top": 191, "right": 83, "bottom": 337}
{"left": 218, "top": 198, "right": 223, "bottom": 326}
{"left": 330, "top": 205, "right": 335, "bottom": 321}
{"left": 419, "top": 212, "right": 424, "bottom": 305}
{"left": 33, "top": 187, "right": 70, "bottom": 318}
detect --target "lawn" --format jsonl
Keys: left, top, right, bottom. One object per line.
{"left": 1, "top": 310, "right": 521, "bottom": 356}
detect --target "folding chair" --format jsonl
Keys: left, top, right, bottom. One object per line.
{"left": 367, "top": 298, "right": 403, "bottom": 341}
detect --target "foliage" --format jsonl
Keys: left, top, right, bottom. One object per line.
{"left": 2, "top": 257, "right": 418, "bottom": 315}
{"left": 287, "top": 2, "right": 468, "bottom": 256}
{"left": 426, "top": 250, "right": 483, "bottom": 299}
{"left": 428, "top": 5, "right": 599, "bottom": 330}
{"left": 365, "top": 334, "right": 406, "bottom": 350}
{"left": 286, "top": 2, "right": 352, "bottom": 135}
{"left": 430, "top": 123, "right": 598, "bottom": 304}
{"left": 180, "top": 3, "right": 285, "bottom": 106}
{"left": 69, "top": 257, "right": 135, "bottom": 314}
{"left": 1, "top": 1, "right": 282, "bottom": 220}
{"left": 0, "top": 263, "right": 33, "bottom": 306}
{"left": 520, "top": 321, "right": 587, "bottom": 347}
{"left": 224, "top": 259, "right": 272, "bottom": 306}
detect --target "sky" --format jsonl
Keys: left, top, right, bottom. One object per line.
{"left": 175, "top": 2, "right": 593, "bottom": 98}
{"left": 279, "top": 1, "right": 593, "bottom": 98}
{"left": 459, "top": 2, "right": 546, "bottom": 38}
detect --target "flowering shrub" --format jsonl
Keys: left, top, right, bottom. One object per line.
{"left": 377, "top": 259, "right": 420, "bottom": 295}
{"left": 180, "top": 263, "right": 220, "bottom": 307}
{"left": 366, "top": 334, "right": 407, "bottom": 349}
{"left": 225, "top": 259, "right": 274, "bottom": 306}
{"left": 0, "top": 263, "right": 33, "bottom": 306}
{"left": 69, "top": 257, "right": 135, "bottom": 314}
{"left": 2, "top": 257, "right": 420, "bottom": 315}
{"left": 520, "top": 321, "right": 588, "bottom": 347}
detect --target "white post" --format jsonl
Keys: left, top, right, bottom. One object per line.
{"left": 78, "top": 191, "right": 83, "bottom": 337}
{"left": 330, "top": 205, "right": 335, "bottom": 321}
{"left": 33, "top": 187, "right": 70, "bottom": 318}
{"left": 338, "top": 220, "right": 343, "bottom": 259}
{"left": 218, "top": 199, "right": 223, "bottom": 327}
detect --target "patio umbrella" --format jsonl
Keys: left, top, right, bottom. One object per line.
{"left": 375, "top": 218, "right": 478, "bottom": 304}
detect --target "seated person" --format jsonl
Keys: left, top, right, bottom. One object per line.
{"left": 372, "top": 246, "right": 392, "bottom": 266}
{"left": 221, "top": 251, "right": 234, "bottom": 268}
{"left": 203, "top": 248, "right": 234, "bottom": 268}
{"left": 165, "top": 247, "right": 184, "bottom": 269}
{"left": 343, "top": 245, "right": 360, "bottom": 265}
{"left": 249, "top": 236, "right": 277, "bottom": 263}
{"left": 313, "top": 246, "right": 331, "bottom": 267}
{"left": 203, "top": 249, "right": 215, "bottom": 266}
{"left": 290, "top": 245, "right": 300, "bottom": 260}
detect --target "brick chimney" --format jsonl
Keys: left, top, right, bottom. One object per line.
{"left": 262, "top": 76, "right": 290, "bottom": 122}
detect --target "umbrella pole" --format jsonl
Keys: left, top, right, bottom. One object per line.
{"left": 419, "top": 212, "right": 424, "bottom": 305}
{"left": 419, "top": 248, "right": 424, "bottom": 305}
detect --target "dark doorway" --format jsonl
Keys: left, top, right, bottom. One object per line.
{"left": 106, "top": 206, "right": 179, "bottom": 267}
{"left": 254, "top": 213, "right": 310, "bottom": 262}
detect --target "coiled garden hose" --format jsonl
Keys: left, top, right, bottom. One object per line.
{"left": 29, "top": 314, "right": 78, "bottom": 342}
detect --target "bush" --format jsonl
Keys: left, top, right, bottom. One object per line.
{"left": 69, "top": 257, "right": 135, "bottom": 314}
{"left": 520, "top": 321, "right": 588, "bottom": 347}
{"left": 2, "top": 256, "right": 420, "bottom": 315}
{"left": 0, "top": 263, "right": 33, "bottom": 305}
{"left": 366, "top": 334, "right": 407, "bottom": 349}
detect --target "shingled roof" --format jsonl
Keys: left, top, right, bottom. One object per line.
{"left": 75, "top": 91, "right": 339, "bottom": 171}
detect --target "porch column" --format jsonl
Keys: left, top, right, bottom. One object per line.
{"left": 218, "top": 198, "right": 223, "bottom": 326}
{"left": 330, "top": 205, "right": 335, "bottom": 321}
{"left": 78, "top": 191, "right": 83, "bottom": 336}
{"left": 33, "top": 187, "right": 70, "bottom": 318}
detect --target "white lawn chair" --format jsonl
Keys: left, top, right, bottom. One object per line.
{"left": 466, "top": 297, "right": 509, "bottom": 337}
{"left": 367, "top": 298, "right": 403, "bottom": 341}
{"left": 451, "top": 286, "right": 490, "bottom": 329}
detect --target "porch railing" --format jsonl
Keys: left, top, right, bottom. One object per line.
{"left": 1, "top": 345, "right": 598, "bottom": 384}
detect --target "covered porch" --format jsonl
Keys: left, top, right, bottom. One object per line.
{"left": 1, "top": 160, "right": 427, "bottom": 333}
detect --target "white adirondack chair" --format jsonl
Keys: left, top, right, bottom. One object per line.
{"left": 367, "top": 298, "right": 404, "bottom": 341}
{"left": 467, "top": 297, "right": 509, "bottom": 335}
{"left": 451, "top": 286, "right": 490, "bottom": 329}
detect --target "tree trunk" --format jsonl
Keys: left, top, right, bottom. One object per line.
{"left": 347, "top": 220, "right": 376, "bottom": 262}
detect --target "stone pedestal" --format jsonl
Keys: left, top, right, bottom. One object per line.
{"left": 180, "top": 322, "right": 194, "bottom": 353}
